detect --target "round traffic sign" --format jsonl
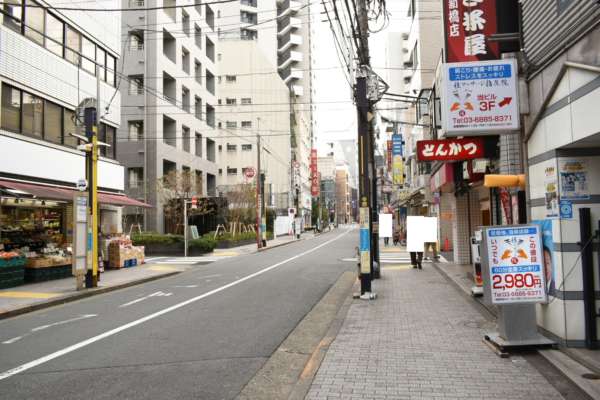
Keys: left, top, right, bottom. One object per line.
{"left": 244, "top": 167, "right": 256, "bottom": 179}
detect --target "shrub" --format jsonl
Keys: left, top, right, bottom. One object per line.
{"left": 189, "top": 236, "right": 217, "bottom": 253}
{"left": 131, "top": 232, "right": 183, "bottom": 246}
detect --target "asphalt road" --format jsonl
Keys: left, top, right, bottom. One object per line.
{"left": 0, "top": 228, "right": 357, "bottom": 400}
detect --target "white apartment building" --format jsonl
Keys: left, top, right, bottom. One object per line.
{"left": 217, "top": 0, "right": 278, "bottom": 67}
{"left": 277, "top": 0, "right": 314, "bottom": 224}
{"left": 0, "top": 0, "right": 136, "bottom": 234}
{"left": 216, "top": 39, "right": 291, "bottom": 211}
{"left": 118, "top": 0, "right": 219, "bottom": 233}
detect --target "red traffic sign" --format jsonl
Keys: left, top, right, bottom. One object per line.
{"left": 244, "top": 167, "right": 256, "bottom": 179}
{"left": 191, "top": 196, "right": 198, "bottom": 209}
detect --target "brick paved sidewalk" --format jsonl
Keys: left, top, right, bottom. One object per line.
{"left": 305, "top": 262, "right": 563, "bottom": 400}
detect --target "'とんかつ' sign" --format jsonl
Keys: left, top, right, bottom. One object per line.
{"left": 485, "top": 226, "right": 547, "bottom": 305}
{"left": 416, "top": 137, "right": 484, "bottom": 162}
{"left": 443, "top": 0, "right": 499, "bottom": 62}
{"left": 442, "top": 59, "right": 519, "bottom": 135}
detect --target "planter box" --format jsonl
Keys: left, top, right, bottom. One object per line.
{"left": 25, "top": 264, "right": 71, "bottom": 282}
{"left": 0, "top": 265, "right": 25, "bottom": 288}
{"left": 142, "top": 243, "right": 213, "bottom": 256}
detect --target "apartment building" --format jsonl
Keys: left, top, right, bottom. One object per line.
{"left": 217, "top": 0, "right": 278, "bottom": 67}
{"left": 118, "top": 0, "right": 219, "bottom": 233}
{"left": 216, "top": 39, "right": 291, "bottom": 211}
{"left": 335, "top": 165, "right": 351, "bottom": 224}
{"left": 0, "top": 0, "right": 137, "bottom": 236}
{"left": 276, "top": 0, "right": 314, "bottom": 225}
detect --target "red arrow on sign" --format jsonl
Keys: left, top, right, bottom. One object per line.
{"left": 499, "top": 97, "right": 512, "bottom": 107}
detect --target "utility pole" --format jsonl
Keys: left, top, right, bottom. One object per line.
{"left": 355, "top": 0, "right": 376, "bottom": 298}
{"left": 256, "top": 133, "right": 262, "bottom": 249}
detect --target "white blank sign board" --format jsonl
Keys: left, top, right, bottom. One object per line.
{"left": 379, "top": 214, "right": 393, "bottom": 238}
{"left": 423, "top": 217, "right": 438, "bottom": 243}
{"left": 406, "top": 216, "right": 425, "bottom": 252}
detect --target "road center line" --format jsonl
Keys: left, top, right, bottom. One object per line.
{"left": 0, "top": 228, "right": 352, "bottom": 381}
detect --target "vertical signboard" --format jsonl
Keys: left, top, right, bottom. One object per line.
{"left": 391, "top": 134, "right": 404, "bottom": 186}
{"left": 443, "top": 0, "right": 499, "bottom": 62}
{"left": 442, "top": 59, "right": 519, "bottom": 134}
{"left": 359, "top": 207, "right": 370, "bottom": 273}
{"left": 485, "top": 225, "right": 547, "bottom": 304}
{"left": 386, "top": 140, "right": 393, "bottom": 172}
{"left": 310, "top": 149, "right": 319, "bottom": 197}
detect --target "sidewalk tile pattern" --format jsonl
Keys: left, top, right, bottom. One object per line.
{"left": 306, "top": 262, "right": 563, "bottom": 400}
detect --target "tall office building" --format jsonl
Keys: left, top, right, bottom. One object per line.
{"left": 276, "top": 0, "right": 315, "bottom": 224}
{"left": 118, "top": 0, "right": 219, "bottom": 233}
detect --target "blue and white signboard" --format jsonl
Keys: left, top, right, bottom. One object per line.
{"left": 485, "top": 225, "right": 547, "bottom": 304}
{"left": 442, "top": 59, "right": 519, "bottom": 136}
{"left": 559, "top": 200, "right": 573, "bottom": 219}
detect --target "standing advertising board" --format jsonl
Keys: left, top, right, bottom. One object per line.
{"left": 442, "top": 59, "right": 520, "bottom": 135}
{"left": 310, "top": 149, "right": 319, "bottom": 197}
{"left": 484, "top": 225, "right": 547, "bottom": 304}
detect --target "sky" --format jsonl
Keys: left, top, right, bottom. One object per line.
{"left": 312, "top": 0, "right": 409, "bottom": 155}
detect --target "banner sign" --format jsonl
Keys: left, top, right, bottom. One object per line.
{"left": 443, "top": 0, "right": 499, "bottom": 63}
{"left": 417, "top": 137, "right": 484, "bottom": 161}
{"left": 310, "top": 149, "right": 319, "bottom": 197}
{"left": 485, "top": 225, "right": 547, "bottom": 304}
{"left": 386, "top": 140, "right": 393, "bottom": 172}
{"left": 392, "top": 134, "right": 404, "bottom": 185}
{"left": 442, "top": 59, "right": 519, "bottom": 134}
{"left": 359, "top": 207, "right": 370, "bottom": 273}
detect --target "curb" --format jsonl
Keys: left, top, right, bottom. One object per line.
{"left": 431, "top": 261, "right": 599, "bottom": 400}
{"left": 0, "top": 271, "right": 181, "bottom": 321}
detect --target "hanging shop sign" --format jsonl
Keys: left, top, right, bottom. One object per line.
{"left": 386, "top": 140, "right": 393, "bottom": 172}
{"left": 392, "top": 134, "right": 404, "bottom": 186}
{"left": 310, "top": 149, "right": 319, "bottom": 197}
{"left": 443, "top": 0, "right": 499, "bottom": 63}
{"left": 417, "top": 137, "right": 484, "bottom": 161}
{"left": 442, "top": 59, "right": 519, "bottom": 135}
{"left": 485, "top": 225, "right": 547, "bottom": 304}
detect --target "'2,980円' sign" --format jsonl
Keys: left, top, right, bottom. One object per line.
{"left": 485, "top": 225, "right": 547, "bottom": 305}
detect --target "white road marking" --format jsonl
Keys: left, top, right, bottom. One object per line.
{"left": 173, "top": 285, "right": 199, "bottom": 288}
{"left": 0, "top": 228, "right": 351, "bottom": 381}
{"left": 119, "top": 291, "right": 173, "bottom": 308}
{"left": 2, "top": 314, "right": 98, "bottom": 345}
{"left": 196, "top": 274, "right": 221, "bottom": 280}
{"left": 144, "top": 257, "right": 167, "bottom": 263}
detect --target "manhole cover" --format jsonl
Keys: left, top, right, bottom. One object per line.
{"left": 582, "top": 373, "right": 600, "bottom": 380}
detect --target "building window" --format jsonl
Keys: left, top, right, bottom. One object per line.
{"left": 81, "top": 36, "right": 96, "bottom": 75}
{"left": 182, "top": 125, "right": 190, "bottom": 152}
{"left": 242, "top": 144, "right": 252, "bottom": 151}
{"left": 225, "top": 75, "right": 237, "bottom": 83}
{"left": 98, "top": 123, "right": 116, "bottom": 159}
{"left": 240, "top": 11, "right": 257, "bottom": 24}
{"left": 241, "top": 121, "right": 252, "bottom": 128}
{"left": 44, "top": 100, "right": 62, "bottom": 145}
{"left": 195, "top": 96, "right": 202, "bottom": 120}
{"left": 106, "top": 53, "right": 116, "bottom": 86}
{"left": 65, "top": 25, "right": 81, "bottom": 66}
{"left": 45, "top": 13, "right": 64, "bottom": 57}
{"left": 63, "top": 109, "right": 77, "bottom": 147}
{"left": 226, "top": 143, "right": 237, "bottom": 151}
{"left": 128, "top": 121, "right": 143, "bottom": 141}
{"left": 226, "top": 121, "right": 237, "bottom": 129}
{"left": 240, "top": 0, "right": 257, "bottom": 7}
{"left": 240, "top": 28, "right": 257, "bottom": 40}
{"left": 1, "top": 84, "right": 21, "bottom": 133}
{"left": 194, "top": 60, "right": 202, "bottom": 85}
{"left": 24, "top": 0, "right": 45, "bottom": 46}
{"left": 96, "top": 47, "right": 106, "bottom": 81}
{"left": 128, "top": 168, "right": 144, "bottom": 188}
{"left": 182, "top": 10, "right": 190, "bottom": 36}
{"left": 182, "top": 47, "right": 190, "bottom": 74}
{"left": 226, "top": 98, "right": 237, "bottom": 105}
{"left": 194, "top": 24, "right": 202, "bottom": 49}
{"left": 227, "top": 167, "right": 237, "bottom": 175}
{"left": 195, "top": 133, "right": 202, "bottom": 157}
{"left": 21, "top": 92, "right": 44, "bottom": 139}
{"left": 241, "top": 97, "right": 252, "bottom": 105}
{"left": 2, "top": 0, "right": 22, "bottom": 33}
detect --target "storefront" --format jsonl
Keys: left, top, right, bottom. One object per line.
{"left": 0, "top": 179, "right": 149, "bottom": 286}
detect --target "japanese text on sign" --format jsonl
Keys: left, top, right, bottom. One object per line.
{"left": 442, "top": 59, "right": 520, "bottom": 135}
{"left": 310, "top": 149, "right": 319, "bottom": 197}
{"left": 443, "top": 0, "right": 499, "bottom": 62}
{"left": 485, "top": 225, "right": 547, "bottom": 304}
{"left": 417, "top": 138, "right": 484, "bottom": 161}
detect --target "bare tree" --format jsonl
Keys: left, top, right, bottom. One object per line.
{"left": 218, "top": 183, "right": 256, "bottom": 237}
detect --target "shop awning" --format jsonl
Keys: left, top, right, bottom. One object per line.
{"left": 0, "top": 179, "right": 151, "bottom": 208}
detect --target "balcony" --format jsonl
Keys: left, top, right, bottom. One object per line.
{"left": 277, "top": 16, "right": 301, "bottom": 36}
{"left": 162, "top": 72, "right": 176, "bottom": 105}
{"left": 280, "top": 66, "right": 303, "bottom": 84}
{"left": 277, "top": 0, "right": 301, "bottom": 19}
{"left": 240, "top": 0, "right": 257, "bottom": 6}
{"left": 278, "top": 49, "right": 302, "bottom": 70}
{"left": 277, "top": 32, "right": 302, "bottom": 53}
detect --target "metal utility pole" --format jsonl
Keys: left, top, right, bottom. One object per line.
{"left": 256, "top": 133, "right": 262, "bottom": 249}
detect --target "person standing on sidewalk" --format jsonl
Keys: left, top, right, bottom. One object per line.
{"left": 406, "top": 216, "right": 424, "bottom": 269}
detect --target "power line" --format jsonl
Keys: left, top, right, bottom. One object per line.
{"left": 0, "top": 0, "right": 239, "bottom": 12}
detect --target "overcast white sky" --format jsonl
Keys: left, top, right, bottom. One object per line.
{"left": 313, "top": 0, "right": 409, "bottom": 154}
